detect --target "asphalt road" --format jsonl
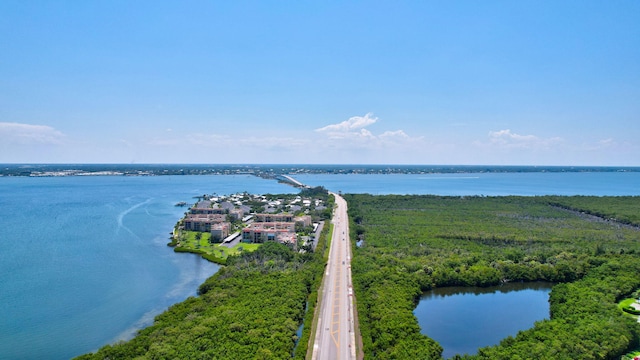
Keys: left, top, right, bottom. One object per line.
{"left": 312, "top": 192, "right": 356, "bottom": 360}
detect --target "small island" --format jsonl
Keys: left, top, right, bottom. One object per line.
{"left": 169, "top": 186, "right": 332, "bottom": 265}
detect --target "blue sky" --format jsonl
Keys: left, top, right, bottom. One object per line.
{"left": 1, "top": 1, "right": 638, "bottom": 165}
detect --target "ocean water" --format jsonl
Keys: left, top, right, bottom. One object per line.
{"left": 1, "top": 171, "right": 639, "bottom": 359}
{"left": 0, "top": 175, "right": 296, "bottom": 360}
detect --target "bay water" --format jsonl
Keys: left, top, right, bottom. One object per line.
{"left": 1, "top": 171, "right": 639, "bottom": 359}
{"left": 295, "top": 171, "right": 640, "bottom": 195}
{"left": 0, "top": 175, "right": 295, "bottom": 360}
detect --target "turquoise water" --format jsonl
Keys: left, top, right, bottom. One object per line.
{"left": 1, "top": 171, "right": 639, "bottom": 359}
{"left": 0, "top": 175, "right": 296, "bottom": 360}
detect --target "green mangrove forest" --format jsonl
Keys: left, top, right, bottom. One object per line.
{"left": 346, "top": 194, "right": 640, "bottom": 359}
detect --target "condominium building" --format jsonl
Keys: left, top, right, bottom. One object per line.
{"left": 210, "top": 222, "right": 231, "bottom": 243}
{"left": 183, "top": 214, "right": 227, "bottom": 232}
{"left": 242, "top": 222, "right": 296, "bottom": 243}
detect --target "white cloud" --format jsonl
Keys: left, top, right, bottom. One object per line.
{"left": 483, "top": 129, "right": 562, "bottom": 149}
{"left": 315, "top": 113, "right": 378, "bottom": 134}
{"left": 489, "top": 129, "right": 537, "bottom": 142}
{"left": 314, "top": 113, "right": 424, "bottom": 158}
{"left": 592, "top": 138, "right": 614, "bottom": 149}
{"left": 141, "top": 116, "right": 427, "bottom": 163}
{"left": 316, "top": 113, "right": 413, "bottom": 142}
{"left": 599, "top": 138, "right": 614, "bottom": 146}
{"left": 0, "top": 122, "right": 66, "bottom": 145}
{"left": 579, "top": 137, "right": 639, "bottom": 155}
{"left": 379, "top": 130, "right": 410, "bottom": 140}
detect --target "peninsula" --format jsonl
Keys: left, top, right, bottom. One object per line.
{"left": 169, "top": 187, "right": 331, "bottom": 264}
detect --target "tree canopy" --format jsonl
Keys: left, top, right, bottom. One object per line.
{"left": 346, "top": 194, "right": 640, "bottom": 359}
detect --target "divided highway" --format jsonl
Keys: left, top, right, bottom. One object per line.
{"left": 312, "top": 192, "right": 356, "bottom": 360}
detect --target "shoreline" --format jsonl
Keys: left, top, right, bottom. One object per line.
{"left": 2, "top": 164, "right": 640, "bottom": 178}
{"left": 172, "top": 246, "right": 228, "bottom": 265}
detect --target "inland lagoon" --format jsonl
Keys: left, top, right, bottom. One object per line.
{"left": 414, "top": 282, "right": 553, "bottom": 359}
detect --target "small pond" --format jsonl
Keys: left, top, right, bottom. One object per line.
{"left": 414, "top": 282, "right": 553, "bottom": 359}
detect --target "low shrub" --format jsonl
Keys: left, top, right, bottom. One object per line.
{"left": 201, "top": 253, "right": 226, "bottom": 265}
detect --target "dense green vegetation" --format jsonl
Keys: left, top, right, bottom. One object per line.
{"left": 546, "top": 195, "right": 640, "bottom": 227}
{"left": 76, "top": 195, "right": 334, "bottom": 360}
{"left": 345, "top": 194, "right": 640, "bottom": 359}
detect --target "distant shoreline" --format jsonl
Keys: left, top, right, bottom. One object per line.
{"left": 1, "top": 164, "right": 639, "bottom": 177}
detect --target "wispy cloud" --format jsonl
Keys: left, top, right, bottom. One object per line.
{"left": 379, "top": 130, "right": 410, "bottom": 140}
{"left": 0, "top": 122, "right": 66, "bottom": 145}
{"left": 308, "top": 113, "right": 429, "bottom": 163}
{"left": 580, "top": 137, "right": 639, "bottom": 154}
{"left": 585, "top": 138, "right": 615, "bottom": 151}
{"left": 481, "top": 129, "right": 563, "bottom": 149}
{"left": 141, "top": 114, "right": 425, "bottom": 163}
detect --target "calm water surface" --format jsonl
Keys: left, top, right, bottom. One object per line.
{"left": 0, "top": 175, "right": 295, "bottom": 360}
{"left": 1, "top": 172, "right": 637, "bottom": 359}
{"left": 295, "top": 172, "right": 640, "bottom": 195}
{"left": 415, "top": 282, "right": 553, "bottom": 359}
